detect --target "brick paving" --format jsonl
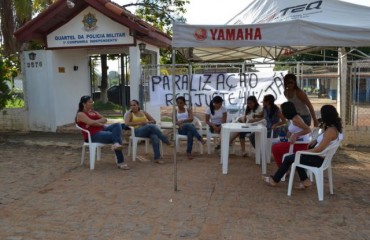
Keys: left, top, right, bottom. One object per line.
{"left": 0, "top": 131, "right": 369, "bottom": 239}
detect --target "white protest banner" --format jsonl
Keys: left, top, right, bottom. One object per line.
{"left": 149, "top": 71, "right": 287, "bottom": 107}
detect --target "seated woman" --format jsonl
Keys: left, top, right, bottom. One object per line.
{"left": 205, "top": 96, "right": 227, "bottom": 150}
{"left": 264, "top": 105, "right": 343, "bottom": 188}
{"left": 175, "top": 96, "right": 206, "bottom": 160}
{"left": 272, "top": 101, "right": 311, "bottom": 167}
{"left": 249, "top": 94, "right": 287, "bottom": 148}
{"left": 125, "top": 99, "right": 172, "bottom": 164}
{"left": 75, "top": 95, "right": 130, "bottom": 170}
{"left": 229, "top": 96, "right": 263, "bottom": 156}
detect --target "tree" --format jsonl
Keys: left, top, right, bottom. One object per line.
{"left": 0, "top": 0, "right": 53, "bottom": 56}
{"left": 95, "top": 0, "right": 189, "bottom": 103}
{"left": 100, "top": 54, "right": 109, "bottom": 103}
{"left": 0, "top": 0, "right": 188, "bottom": 105}
{"left": 277, "top": 47, "right": 370, "bottom": 63}
{"left": 122, "top": 0, "right": 189, "bottom": 64}
{"left": 0, "top": 54, "right": 18, "bottom": 110}
{"left": 0, "top": 0, "right": 52, "bottom": 107}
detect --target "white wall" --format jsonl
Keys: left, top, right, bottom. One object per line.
{"left": 23, "top": 50, "right": 55, "bottom": 131}
{"left": 23, "top": 49, "right": 90, "bottom": 131}
{"left": 51, "top": 49, "right": 90, "bottom": 127}
{"left": 141, "top": 43, "right": 162, "bottom": 121}
{"left": 23, "top": 43, "right": 160, "bottom": 131}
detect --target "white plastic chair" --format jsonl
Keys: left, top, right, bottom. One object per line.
{"left": 75, "top": 124, "right": 109, "bottom": 170}
{"left": 229, "top": 115, "right": 252, "bottom": 156}
{"left": 206, "top": 124, "right": 221, "bottom": 154}
{"left": 280, "top": 127, "right": 321, "bottom": 181}
{"left": 265, "top": 129, "right": 280, "bottom": 164}
{"left": 127, "top": 125, "right": 163, "bottom": 161}
{"left": 175, "top": 116, "right": 204, "bottom": 154}
{"left": 287, "top": 139, "right": 342, "bottom": 201}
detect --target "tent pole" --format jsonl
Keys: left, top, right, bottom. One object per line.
{"left": 172, "top": 48, "right": 178, "bottom": 192}
{"left": 338, "top": 47, "right": 347, "bottom": 124}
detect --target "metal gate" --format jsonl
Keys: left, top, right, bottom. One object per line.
{"left": 348, "top": 61, "right": 370, "bottom": 127}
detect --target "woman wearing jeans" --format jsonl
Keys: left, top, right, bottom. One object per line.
{"left": 76, "top": 95, "right": 130, "bottom": 170}
{"left": 125, "top": 100, "right": 173, "bottom": 164}
{"left": 175, "top": 96, "right": 206, "bottom": 159}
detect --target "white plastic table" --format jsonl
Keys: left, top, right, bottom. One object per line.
{"left": 220, "top": 123, "right": 267, "bottom": 174}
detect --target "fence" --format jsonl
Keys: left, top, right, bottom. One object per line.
{"left": 141, "top": 61, "right": 370, "bottom": 146}
{"left": 2, "top": 60, "right": 370, "bottom": 145}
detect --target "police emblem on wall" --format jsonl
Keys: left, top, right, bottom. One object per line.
{"left": 82, "top": 13, "right": 97, "bottom": 31}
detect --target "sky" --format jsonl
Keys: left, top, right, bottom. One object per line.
{"left": 112, "top": 0, "right": 370, "bottom": 25}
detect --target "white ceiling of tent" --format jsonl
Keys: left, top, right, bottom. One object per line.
{"left": 173, "top": 0, "right": 370, "bottom": 62}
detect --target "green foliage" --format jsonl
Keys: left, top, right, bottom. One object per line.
{"left": 93, "top": 100, "right": 122, "bottom": 111}
{"left": 277, "top": 50, "right": 338, "bottom": 62}
{"left": 6, "top": 97, "right": 25, "bottom": 108}
{"left": 132, "top": 0, "right": 189, "bottom": 35}
{"left": 273, "top": 64, "right": 290, "bottom": 71}
{"left": 277, "top": 48, "right": 370, "bottom": 62}
{"left": 0, "top": 55, "right": 18, "bottom": 110}
{"left": 122, "top": 0, "right": 189, "bottom": 64}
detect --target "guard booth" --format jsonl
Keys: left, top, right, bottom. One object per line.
{"left": 14, "top": 0, "right": 171, "bottom": 131}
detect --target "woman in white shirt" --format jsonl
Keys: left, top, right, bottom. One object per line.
{"left": 230, "top": 96, "right": 263, "bottom": 156}
{"left": 271, "top": 101, "right": 311, "bottom": 167}
{"left": 175, "top": 96, "right": 206, "bottom": 159}
{"left": 205, "top": 96, "right": 227, "bottom": 150}
{"left": 264, "top": 105, "right": 342, "bottom": 189}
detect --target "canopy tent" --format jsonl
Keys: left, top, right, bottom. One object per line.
{"left": 169, "top": 0, "right": 370, "bottom": 190}
{"left": 172, "top": 0, "right": 370, "bottom": 62}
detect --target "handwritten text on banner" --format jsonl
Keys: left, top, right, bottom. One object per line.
{"left": 149, "top": 71, "right": 287, "bottom": 107}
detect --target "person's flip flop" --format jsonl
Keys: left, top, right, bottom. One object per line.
{"left": 263, "top": 176, "right": 277, "bottom": 187}
{"left": 295, "top": 182, "right": 312, "bottom": 190}
{"left": 117, "top": 163, "right": 130, "bottom": 170}
{"left": 136, "top": 156, "right": 149, "bottom": 162}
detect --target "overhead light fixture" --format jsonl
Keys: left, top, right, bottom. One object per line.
{"left": 138, "top": 43, "right": 146, "bottom": 53}
{"left": 66, "top": 0, "right": 75, "bottom": 9}
{"left": 28, "top": 52, "right": 36, "bottom": 61}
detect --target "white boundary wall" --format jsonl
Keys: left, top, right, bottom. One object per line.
{"left": 20, "top": 49, "right": 90, "bottom": 131}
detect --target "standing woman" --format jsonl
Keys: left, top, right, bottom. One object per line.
{"left": 284, "top": 73, "right": 319, "bottom": 127}
{"left": 205, "top": 96, "right": 227, "bottom": 150}
{"left": 249, "top": 94, "right": 287, "bottom": 148}
{"left": 264, "top": 105, "right": 343, "bottom": 188}
{"left": 125, "top": 99, "right": 173, "bottom": 164}
{"left": 76, "top": 95, "right": 130, "bottom": 170}
{"left": 175, "top": 96, "right": 206, "bottom": 159}
{"left": 271, "top": 101, "right": 311, "bottom": 167}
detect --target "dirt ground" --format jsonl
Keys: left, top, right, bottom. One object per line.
{"left": 0, "top": 131, "right": 369, "bottom": 240}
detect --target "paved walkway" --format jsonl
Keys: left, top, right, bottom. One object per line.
{"left": 0, "top": 131, "right": 369, "bottom": 239}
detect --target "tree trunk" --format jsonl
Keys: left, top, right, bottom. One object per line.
{"left": 0, "top": 0, "right": 17, "bottom": 56}
{"left": 100, "top": 54, "right": 108, "bottom": 103}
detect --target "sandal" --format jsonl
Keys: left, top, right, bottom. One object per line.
{"left": 154, "top": 159, "right": 165, "bottom": 164}
{"left": 295, "top": 181, "right": 312, "bottom": 190}
{"left": 136, "top": 156, "right": 149, "bottom": 162}
{"left": 117, "top": 163, "right": 130, "bottom": 170}
{"left": 187, "top": 153, "right": 194, "bottom": 160}
{"left": 263, "top": 176, "right": 277, "bottom": 187}
{"left": 112, "top": 143, "right": 124, "bottom": 151}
